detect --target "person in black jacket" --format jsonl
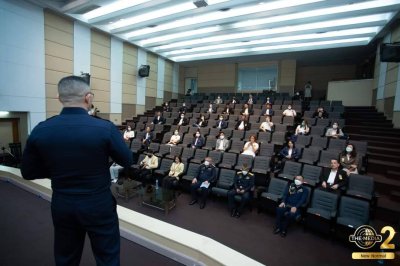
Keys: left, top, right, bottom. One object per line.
{"left": 227, "top": 164, "right": 254, "bottom": 218}
{"left": 235, "top": 115, "right": 250, "bottom": 131}
{"left": 214, "top": 115, "right": 228, "bottom": 129}
{"left": 320, "top": 158, "right": 348, "bottom": 192}
{"left": 189, "top": 157, "right": 217, "bottom": 209}
{"left": 274, "top": 176, "right": 308, "bottom": 237}
{"left": 21, "top": 75, "right": 133, "bottom": 265}
{"left": 152, "top": 111, "right": 165, "bottom": 125}
{"left": 190, "top": 131, "right": 205, "bottom": 149}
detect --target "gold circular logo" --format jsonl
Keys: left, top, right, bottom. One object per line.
{"left": 349, "top": 225, "right": 383, "bottom": 249}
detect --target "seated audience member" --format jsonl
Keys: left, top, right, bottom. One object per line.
{"left": 222, "top": 103, "right": 234, "bottom": 115}
{"left": 291, "top": 120, "right": 310, "bottom": 142}
{"left": 142, "top": 126, "right": 153, "bottom": 147}
{"left": 163, "top": 101, "right": 171, "bottom": 112}
{"left": 241, "top": 135, "right": 259, "bottom": 157}
{"left": 214, "top": 95, "right": 223, "bottom": 104}
{"left": 320, "top": 159, "right": 348, "bottom": 192}
{"left": 230, "top": 96, "right": 238, "bottom": 105}
{"left": 339, "top": 143, "right": 359, "bottom": 175}
{"left": 152, "top": 111, "right": 165, "bottom": 125}
{"left": 214, "top": 115, "right": 228, "bottom": 129}
{"left": 241, "top": 103, "right": 253, "bottom": 117}
{"left": 235, "top": 115, "right": 250, "bottom": 131}
{"left": 274, "top": 175, "right": 308, "bottom": 237}
{"left": 261, "top": 103, "right": 274, "bottom": 116}
{"left": 325, "top": 122, "right": 345, "bottom": 139}
{"left": 312, "top": 106, "right": 329, "bottom": 119}
{"left": 109, "top": 162, "right": 124, "bottom": 183}
{"left": 207, "top": 103, "right": 216, "bottom": 113}
{"left": 166, "top": 129, "right": 181, "bottom": 146}
{"left": 123, "top": 125, "right": 135, "bottom": 141}
{"left": 175, "top": 113, "right": 189, "bottom": 126}
{"left": 162, "top": 156, "right": 184, "bottom": 189}
{"left": 191, "top": 130, "right": 205, "bottom": 149}
{"left": 215, "top": 132, "right": 230, "bottom": 152}
{"left": 193, "top": 114, "right": 208, "bottom": 128}
{"left": 179, "top": 102, "right": 188, "bottom": 114}
{"left": 189, "top": 157, "right": 217, "bottom": 209}
{"left": 264, "top": 97, "right": 273, "bottom": 105}
{"left": 282, "top": 105, "right": 296, "bottom": 117}
{"left": 279, "top": 140, "right": 300, "bottom": 162}
{"left": 259, "top": 115, "right": 274, "bottom": 132}
{"left": 135, "top": 150, "right": 159, "bottom": 187}
{"left": 247, "top": 94, "right": 256, "bottom": 105}
{"left": 228, "top": 164, "right": 254, "bottom": 218}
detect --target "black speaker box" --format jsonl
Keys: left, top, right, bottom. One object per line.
{"left": 81, "top": 73, "right": 90, "bottom": 85}
{"left": 138, "top": 65, "right": 150, "bottom": 77}
{"left": 380, "top": 43, "right": 400, "bottom": 62}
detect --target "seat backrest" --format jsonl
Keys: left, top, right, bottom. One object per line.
{"left": 302, "top": 164, "right": 322, "bottom": 182}
{"left": 253, "top": 156, "right": 271, "bottom": 170}
{"left": 193, "top": 148, "right": 209, "bottom": 161}
{"left": 282, "top": 116, "right": 294, "bottom": 126}
{"left": 258, "top": 132, "right": 271, "bottom": 144}
{"left": 259, "top": 143, "right": 275, "bottom": 156}
{"left": 216, "top": 169, "right": 236, "bottom": 189}
{"left": 158, "top": 144, "right": 171, "bottom": 155}
{"left": 270, "top": 131, "right": 286, "bottom": 145}
{"left": 236, "top": 154, "right": 254, "bottom": 169}
{"left": 221, "top": 152, "right": 238, "bottom": 165}
{"left": 186, "top": 163, "right": 201, "bottom": 176}
{"left": 199, "top": 127, "right": 210, "bottom": 136}
{"left": 311, "top": 136, "right": 328, "bottom": 149}
{"left": 222, "top": 128, "right": 233, "bottom": 138}
{"left": 296, "top": 135, "right": 312, "bottom": 148}
{"left": 232, "top": 130, "right": 245, "bottom": 140}
{"left": 318, "top": 150, "right": 338, "bottom": 167}
{"left": 181, "top": 147, "right": 195, "bottom": 159}
{"left": 310, "top": 126, "right": 326, "bottom": 137}
{"left": 328, "top": 138, "right": 346, "bottom": 152}
{"left": 130, "top": 140, "right": 143, "bottom": 152}
{"left": 170, "top": 146, "right": 183, "bottom": 157}
{"left": 267, "top": 178, "right": 288, "bottom": 196}
{"left": 148, "top": 143, "right": 160, "bottom": 153}
{"left": 350, "top": 140, "right": 368, "bottom": 156}
{"left": 162, "top": 132, "right": 173, "bottom": 143}
{"left": 348, "top": 174, "right": 374, "bottom": 195}
{"left": 338, "top": 196, "right": 370, "bottom": 224}
{"left": 208, "top": 150, "right": 223, "bottom": 164}
{"left": 281, "top": 161, "right": 302, "bottom": 176}
{"left": 310, "top": 189, "right": 339, "bottom": 214}
{"left": 315, "top": 119, "right": 331, "bottom": 127}
{"left": 159, "top": 158, "right": 173, "bottom": 171}
{"left": 135, "top": 153, "right": 146, "bottom": 165}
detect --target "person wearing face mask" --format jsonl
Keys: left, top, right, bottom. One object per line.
{"left": 207, "top": 102, "right": 216, "bottom": 113}
{"left": 123, "top": 125, "right": 135, "bottom": 141}
{"left": 261, "top": 103, "right": 274, "bottom": 116}
{"left": 291, "top": 120, "right": 310, "bottom": 142}
{"left": 152, "top": 111, "right": 166, "bottom": 125}
{"left": 166, "top": 129, "right": 181, "bottom": 146}
{"left": 215, "top": 132, "right": 230, "bottom": 152}
{"left": 142, "top": 126, "right": 153, "bottom": 148}
{"left": 240, "top": 103, "right": 253, "bottom": 117}
{"left": 21, "top": 76, "right": 133, "bottom": 265}
{"left": 339, "top": 144, "right": 359, "bottom": 174}
{"left": 325, "top": 122, "right": 345, "bottom": 139}
{"left": 227, "top": 164, "right": 254, "bottom": 218}
{"left": 274, "top": 176, "right": 308, "bottom": 237}
{"left": 191, "top": 131, "right": 205, "bottom": 149}
{"left": 235, "top": 115, "right": 250, "bottom": 131}
{"left": 214, "top": 95, "right": 223, "bottom": 104}
{"left": 214, "top": 115, "right": 228, "bottom": 129}
{"left": 135, "top": 150, "right": 159, "bottom": 188}
{"left": 193, "top": 114, "right": 208, "bottom": 128}
{"left": 282, "top": 105, "right": 296, "bottom": 117}
{"left": 259, "top": 115, "right": 274, "bottom": 132}
{"left": 312, "top": 106, "right": 328, "bottom": 119}
{"left": 189, "top": 157, "right": 217, "bottom": 209}
{"left": 279, "top": 140, "right": 300, "bottom": 162}
{"left": 241, "top": 135, "right": 259, "bottom": 157}
{"left": 163, "top": 101, "right": 171, "bottom": 112}
{"left": 175, "top": 113, "right": 188, "bottom": 126}
{"left": 162, "top": 156, "right": 185, "bottom": 190}
{"left": 179, "top": 102, "right": 188, "bottom": 114}
{"left": 222, "top": 103, "right": 234, "bottom": 115}
{"left": 320, "top": 159, "right": 348, "bottom": 192}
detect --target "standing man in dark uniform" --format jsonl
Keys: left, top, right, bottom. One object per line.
{"left": 227, "top": 164, "right": 254, "bottom": 218}
{"left": 189, "top": 157, "right": 216, "bottom": 209}
{"left": 21, "top": 76, "right": 133, "bottom": 266}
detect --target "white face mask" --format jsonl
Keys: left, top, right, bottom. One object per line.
{"left": 181, "top": 116, "right": 184, "bottom": 118}
{"left": 346, "top": 147, "right": 353, "bottom": 153}
{"left": 220, "top": 117, "right": 223, "bottom": 120}
{"left": 204, "top": 161, "right": 210, "bottom": 166}
{"left": 242, "top": 171, "right": 248, "bottom": 175}
{"left": 332, "top": 124, "right": 338, "bottom": 129}
{"left": 288, "top": 106, "right": 292, "bottom": 110}
{"left": 196, "top": 133, "right": 200, "bottom": 137}
{"left": 174, "top": 131, "right": 179, "bottom": 135}
{"left": 294, "top": 179, "right": 302, "bottom": 186}
{"left": 220, "top": 135, "right": 224, "bottom": 139}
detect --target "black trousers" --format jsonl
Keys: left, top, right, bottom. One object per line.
{"left": 190, "top": 182, "right": 211, "bottom": 204}
{"left": 162, "top": 176, "right": 178, "bottom": 189}
{"left": 275, "top": 206, "right": 300, "bottom": 232}
{"left": 51, "top": 191, "right": 120, "bottom": 266}
{"left": 134, "top": 168, "right": 152, "bottom": 185}
{"left": 227, "top": 190, "right": 251, "bottom": 213}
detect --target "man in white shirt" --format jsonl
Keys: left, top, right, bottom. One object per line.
{"left": 282, "top": 105, "right": 296, "bottom": 117}
{"left": 321, "top": 159, "right": 348, "bottom": 191}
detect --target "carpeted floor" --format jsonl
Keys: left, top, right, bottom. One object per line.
{"left": 1, "top": 180, "right": 399, "bottom": 266}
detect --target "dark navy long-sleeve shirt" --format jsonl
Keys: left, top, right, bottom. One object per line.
{"left": 21, "top": 107, "right": 133, "bottom": 195}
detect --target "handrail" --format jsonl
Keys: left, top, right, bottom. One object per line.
{"left": 0, "top": 165, "right": 264, "bottom": 266}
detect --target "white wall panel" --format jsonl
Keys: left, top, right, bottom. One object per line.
{"left": 73, "top": 22, "right": 91, "bottom": 75}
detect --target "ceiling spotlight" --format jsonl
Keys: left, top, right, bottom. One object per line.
{"left": 193, "top": 0, "right": 208, "bottom": 8}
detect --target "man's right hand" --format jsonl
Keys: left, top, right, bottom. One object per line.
{"left": 279, "top": 202, "right": 285, "bottom": 208}
{"left": 322, "top": 181, "right": 327, "bottom": 188}
{"left": 192, "top": 178, "right": 197, "bottom": 184}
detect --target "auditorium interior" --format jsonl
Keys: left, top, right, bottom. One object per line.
{"left": 1, "top": 0, "right": 400, "bottom": 265}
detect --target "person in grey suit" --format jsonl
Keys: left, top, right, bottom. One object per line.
{"left": 215, "top": 132, "right": 230, "bottom": 152}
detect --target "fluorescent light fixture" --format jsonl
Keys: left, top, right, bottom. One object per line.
{"left": 125, "top": 0, "right": 324, "bottom": 39}
{"left": 83, "top": 0, "right": 151, "bottom": 20}
{"left": 162, "top": 27, "right": 380, "bottom": 56}
{"left": 171, "top": 37, "right": 371, "bottom": 61}
{"left": 153, "top": 13, "right": 392, "bottom": 51}
{"left": 0, "top": 111, "right": 10, "bottom": 116}
{"left": 109, "top": 0, "right": 229, "bottom": 31}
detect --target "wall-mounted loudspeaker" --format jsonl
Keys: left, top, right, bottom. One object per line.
{"left": 138, "top": 65, "right": 150, "bottom": 77}
{"left": 380, "top": 43, "right": 400, "bottom": 62}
